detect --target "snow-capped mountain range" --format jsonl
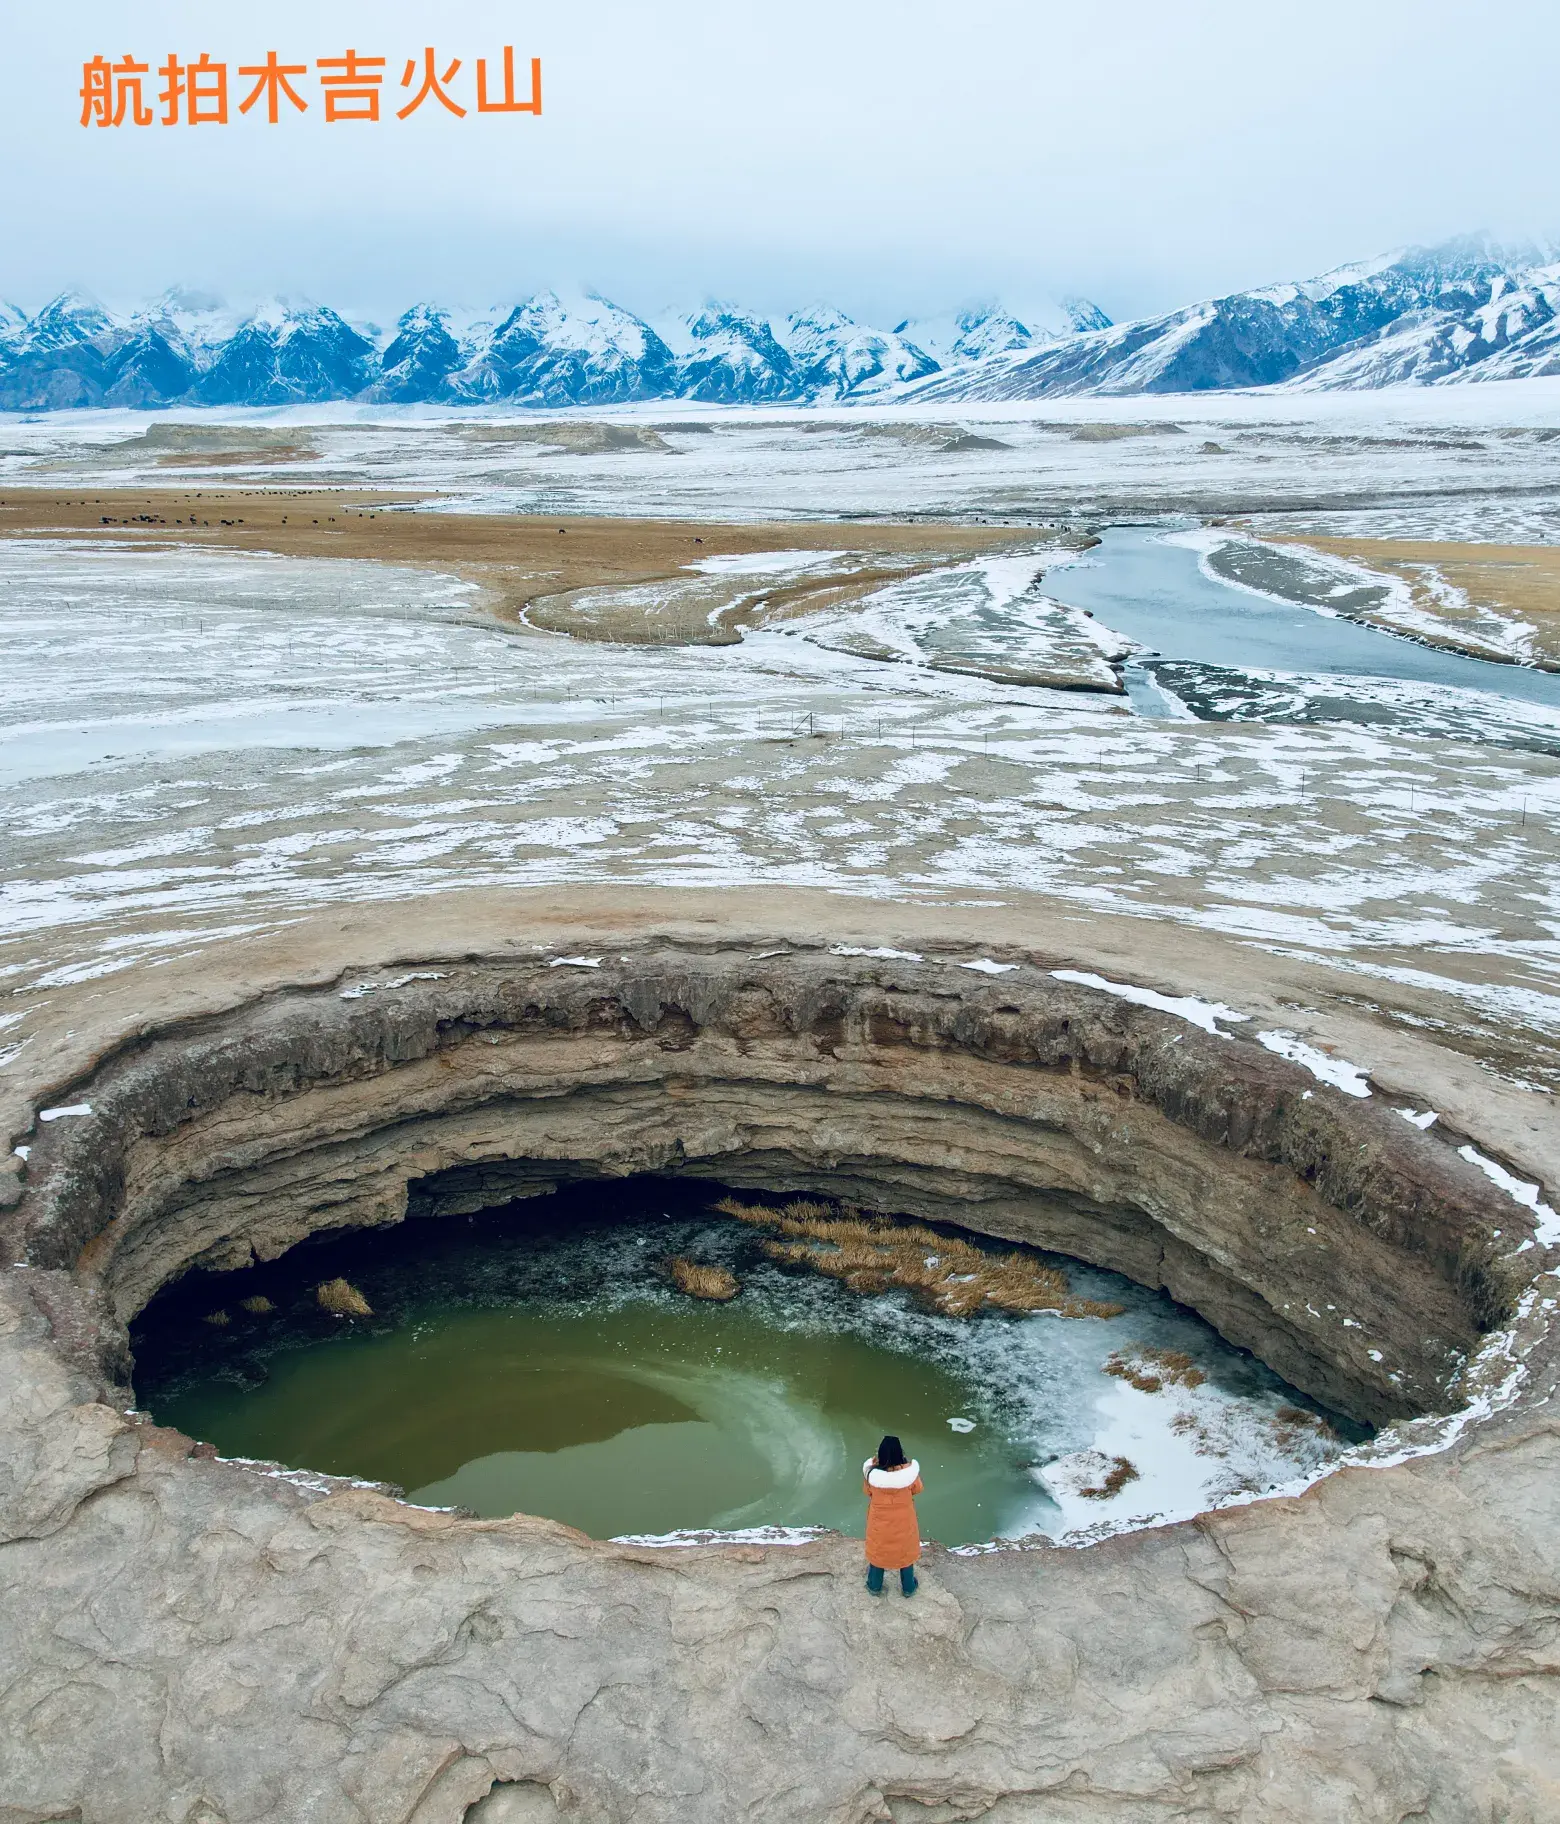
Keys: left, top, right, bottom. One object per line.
{"left": 2, "top": 240, "right": 1556, "bottom": 412}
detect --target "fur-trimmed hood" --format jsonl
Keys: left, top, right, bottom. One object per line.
{"left": 863, "top": 1458, "right": 920, "bottom": 1489}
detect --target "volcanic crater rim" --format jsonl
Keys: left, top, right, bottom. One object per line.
{"left": 4, "top": 942, "right": 1546, "bottom": 1458}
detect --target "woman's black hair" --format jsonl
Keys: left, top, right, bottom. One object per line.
{"left": 876, "top": 1434, "right": 906, "bottom": 1469}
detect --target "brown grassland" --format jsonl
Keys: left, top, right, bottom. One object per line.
{"left": 0, "top": 488, "right": 1037, "bottom": 644}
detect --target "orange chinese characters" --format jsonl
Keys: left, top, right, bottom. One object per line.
{"left": 317, "top": 50, "right": 386, "bottom": 122}
{"left": 158, "top": 55, "right": 228, "bottom": 126}
{"left": 79, "top": 50, "right": 543, "bottom": 126}
{"left": 237, "top": 53, "right": 309, "bottom": 123}
{"left": 398, "top": 49, "right": 465, "bottom": 118}
{"left": 80, "top": 55, "right": 153, "bottom": 128}
{"left": 477, "top": 48, "right": 542, "bottom": 115}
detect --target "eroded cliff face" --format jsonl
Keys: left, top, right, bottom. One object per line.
{"left": 1, "top": 942, "right": 1557, "bottom": 1824}
{"left": 5, "top": 946, "right": 1529, "bottom": 1425}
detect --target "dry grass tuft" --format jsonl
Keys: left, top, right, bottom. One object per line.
{"left": 1104, "top": 1347, "right": 1206, "bottom": 1393}
{"left": 668, "top": 1258, "right": 740, "bottom": 1301}
{"left": 316, "top": 1278, "right": 372, "bottom": 1318}
{"left": 239, "top": 1295, "right": 274, "bottom": 1315}
{"left": 1269, "top": 1403, "right": 1339, "bottom": 1450}
{"left": 712, "top": 1196, "right": 1123, "bottom": 1319}
{"left": 1079, "top": 1455, "right": 1140, "bottom": 1499}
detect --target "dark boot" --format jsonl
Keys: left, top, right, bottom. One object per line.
{"left": 865, "top": 1565, "right": 885, "bottom": 1595}
{"left": 900, "top": 1567, "right": 918, "bottom": 1597}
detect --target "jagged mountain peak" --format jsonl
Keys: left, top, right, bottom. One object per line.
{"left": 497, "top": 290, "right": 666, "bottom": 360}
{"left": 782, "top": 307, "right": 936, "bottom": 398}
{"left": 1062, "top": 297, "right": 1112, "bottom": 334}
{"left": 22, "top": 289, "right": 114, "bottom": 351}
{"left": 951, "top": 306, "right": 1037, "bottom": 361}
{"left": 671, "top": 302, "right": 797, "bottom": 404}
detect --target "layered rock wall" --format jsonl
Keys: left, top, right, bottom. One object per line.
{"left": 6, "top": 947, "right": 1528, "bottom": 1424}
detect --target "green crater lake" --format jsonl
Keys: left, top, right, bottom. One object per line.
{"left": 154, "top": 1299, "right": 1032, "bottom": 1542}
{"left": 133, "top": 1182, "right": 1359, "bottom": 1544}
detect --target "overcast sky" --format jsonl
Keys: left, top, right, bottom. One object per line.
{"left": 6, "top": 0, "right": 1558, "bottom": 327}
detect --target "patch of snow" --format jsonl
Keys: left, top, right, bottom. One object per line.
{"left": 1457, "top": 1145, "right": 1560, "bottom": 1247}
{"left": 12, "top": 1145, "right": 29, "bottom": 1160}
{"left": 831, "top": 944, "right": 924, "bottom": 961}
{"left": 1398, "top": 1107, "right": 1439, "bottom": 1129}
{"left": 223, "top": 1457, "right": 393, "bottom": 1499}
{"left": 959, "top": 958, "right": 1019, "bottom": 975}
{"left": 38, "top": 1102, "right": 91, "bottom": 1120}
{"left": 1256, "top": 1031, "right": 1372, "bottom": 1097}
{"left": 1050, "top": 968, "right": 1246, "bottom": 1035}
{"left": 339, "top": 970, "right": 446, "bottom": 999}
{"left": 688, "top": 550, "right": 846, "bottom": 579}
{"left": 549, "top": 955, "right": 603, "bottom": 969}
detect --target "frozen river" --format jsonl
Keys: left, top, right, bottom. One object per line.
{"left": 1042, "top": 527, "right": 1560, "bottom": 746}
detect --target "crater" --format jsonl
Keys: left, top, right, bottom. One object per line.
{"left": 9, "top": 944, "right": 1529, "bottom": 1456}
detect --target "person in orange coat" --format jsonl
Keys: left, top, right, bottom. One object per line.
{"left": 863, "top": 1434, "right": 922, "bottom": 1596}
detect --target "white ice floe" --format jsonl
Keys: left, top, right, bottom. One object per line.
{"left": 38, "top": 1102, "right": 91, "bottom": 1121}
{"left": 610, "top": 1525, "right": 828, "bottom": 1547}
{"left": 1257, "top": 1031, "right": 1371, "bottom": 1096}
{"left": 1398, "top": 1107, "right": 1438, "bottom": 1129}
{"left": 947, "top": 1417, "right": 977, "bottom": 1433}
{"left": 1457, "top": 1145, "right": 1560, "bottom": 1248}
{"left": 830, "top": 944, "right": 924, "bottom": 961}
{"left": 549, "top": 956, "right": 603, "bottom": 969}
{"left": 1050, "top": 968, "right": 1245, "bottom": 1035}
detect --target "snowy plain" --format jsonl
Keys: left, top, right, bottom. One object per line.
{"left": 11, "top": 378, "right": 1560, "bottom": 539}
